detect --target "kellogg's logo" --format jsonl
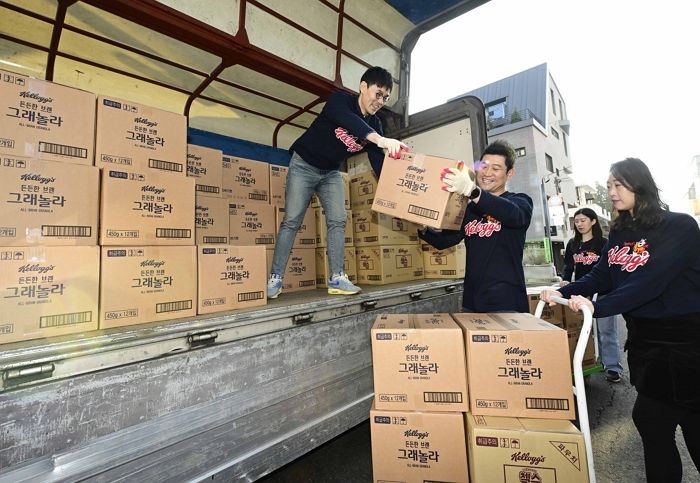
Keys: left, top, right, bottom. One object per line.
{"left": 608, "top": 239, "right": 650, "bottom": 272}
{"left": 334, "top": 127, "right": 364, "bottom": 152}
{"left": 573, "top": 251, "right": 600, "bottom": 265}
{"left": 465, "top": 216, "right": 501, "bottom": 238}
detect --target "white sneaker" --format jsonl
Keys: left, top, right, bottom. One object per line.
{"left": 327, "top": 272, "right": 361, "bottom": 295}
{"left": 267, "top": 273, "right": 283, "bottom": 299}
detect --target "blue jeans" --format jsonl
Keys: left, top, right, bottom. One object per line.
{"left": 271, "top": 152, "right": 347, "bottom": 276}
{"left": 597, "top": 314, "right": 623, "bottom": 373}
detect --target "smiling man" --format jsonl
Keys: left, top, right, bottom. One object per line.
{"left": 419, "top": 140, "right": 533, "bottom": 312}
{"left": 267, "top": 66, "right": 408, "bottom": 299}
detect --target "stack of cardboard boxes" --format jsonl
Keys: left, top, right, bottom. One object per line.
{"left": 349, "top": 154, "right": 425, "bottom": 285}
{"left": 370, "top": 312, "right": 590, "bottom": 483}
{"left": 0, "top": 70, "right": 100, "bottom": 344}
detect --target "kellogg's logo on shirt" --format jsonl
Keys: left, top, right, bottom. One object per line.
{"left": 335, "top": 127, "right": 365, "bottom": 152}
{"left": 465, "top": 214, "right": 501, "bottom": 238}
{"left": 608, "top": 238, "right": 650, "bottom": 272}
{"left": 573, "top": 251, "right": 600, "bottom": 265}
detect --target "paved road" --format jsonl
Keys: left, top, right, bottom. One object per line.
{"left": 262, "top": 318, "right": 699, "bottom": 482}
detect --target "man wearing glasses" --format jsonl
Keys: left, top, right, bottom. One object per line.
{"left": 268, "top": 66, "right": 408, "bottom": 299}
{"left": 420, "top": 140, "right": 533, "bottom": 312}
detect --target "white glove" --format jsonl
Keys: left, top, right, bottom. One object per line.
{"left": 440, "top": 162, "right": 476, "bottom": 196}
{"left": 377, "top": 136, "right": 409, "bottom": 159}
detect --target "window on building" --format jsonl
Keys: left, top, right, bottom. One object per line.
{"left": 558, "top": 99, "right": 564, "bottom": 118}
{"left": 550, "top": 89, "right": 556, "bottom": 115}
{"left": 515, "top": 147, "right": 526, "bottom": 157}
{"left": 485, "top": 98, "right": 507, "bottom": 119}
{"left": 545, "top": 153, "right": 554, "bottom": 172}
{"left": 551, "top": 127, "right": 559, "bottom": 139}
{"left": 563, "top": 133, "right": 569, "bottom": 156}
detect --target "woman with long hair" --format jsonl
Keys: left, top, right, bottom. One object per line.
{"left": 542, "top": 158, "right": 700, "bottom": 482}
{"left": 560, "top": 207, "right": 623, "bottom": 382}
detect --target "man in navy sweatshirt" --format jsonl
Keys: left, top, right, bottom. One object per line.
{"left": 267, "top": 66, "right": 408, "bottom": 299}
{"left": 420, "top": 140, "right": 533, "bottom": 312}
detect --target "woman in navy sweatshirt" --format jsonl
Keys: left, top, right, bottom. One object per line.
{"left": 561, "top": 207, "right": 624, "bottom": 383}
{"left": 542, "top": 158, "right": 700, "bottom": 482}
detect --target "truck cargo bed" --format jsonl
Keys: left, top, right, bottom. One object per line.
{"left": 0, "top": 279, "right": 463, "bottom": 482}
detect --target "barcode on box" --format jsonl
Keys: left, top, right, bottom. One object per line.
{"left": 408, "top": 204, "right": 439, "bottom": 220}
{"left": 238, "top": 291, "right": 264, "bottom": 302}
{"left": 156, "top": 300, "right": 192, "bottom": 313}
{"left": 526, "top": 397, "right": 570, "bottom": 411}
{"left": 156, "top": 228, "right": 191, "bottom": 239}
{"left": 368, "top": 275, "right": 382, "bottom": 281}
{"left": 42, "top": 225, "right": 91, "bottom": 237}
{"left": 149, "top": 158, "right": 183, "bottom": 173}
{"left": 424, "top": 392, "right": 463, "bottom": 403}
{"left": 255, "top": 237, "right": 275, "bottom": 244}
{"left": 440, "top": 269, "right": 457, "bottom": 275}
{"left": 40, "top": 311, "right": 93, "bottom": 328}
{"left": 299, "top": 280, "right": 316, "bottom": 287}
{"left": 196, "top": 185, "right": 220, "bottom": 194}
{"left": 203, "top": 236, "right": 227, "bottom": 244}
{"left": 248, "top": 193, "right": 267, "bottom": 201}
{"left": 39, "top": 142, "right": 87, "bottom": 159}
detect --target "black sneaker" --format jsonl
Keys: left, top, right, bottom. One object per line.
{"left": 605, "top": 370, "right": 622, "bottom": 383}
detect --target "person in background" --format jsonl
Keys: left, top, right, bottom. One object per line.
{"left": 541, "top": 158, "right": 700, "bottom": 483}
{"left": 420, "top": 140, "right": 533, "bottom": 312}
{"left": 561, "top": 207, "right": 624, "bottom": 383}
{"left": 267, "top": 66, "right": 408, "bottom": 299}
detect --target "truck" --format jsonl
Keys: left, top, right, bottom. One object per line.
{"left": 0, "top": 1, "right": 490, "bottom": 480}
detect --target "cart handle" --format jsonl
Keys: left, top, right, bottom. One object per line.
{"left": 534, "top": 295, "right": 597, "bottom": 483}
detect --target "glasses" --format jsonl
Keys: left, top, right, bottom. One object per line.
{"left": 374, "top": 91, "right": 390, "bottom": 103}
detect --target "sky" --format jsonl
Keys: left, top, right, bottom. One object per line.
{"left": 409, "top": 0, "right": 700, "bottom": 213}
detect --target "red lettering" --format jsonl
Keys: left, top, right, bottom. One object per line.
{"left": 607, "top": 246, "right": 650, "bottom": 272}
{"left": 465, "top": 219, "right": 501, "bottom": 238}
{"left": 335, "top": 127, "right": 364, "bottom": 152}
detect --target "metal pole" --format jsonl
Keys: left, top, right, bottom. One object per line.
{"left": 540, "top": 179, "right": 553, "bottom": 263}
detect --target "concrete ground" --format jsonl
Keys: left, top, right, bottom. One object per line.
{"left": 261, "top": 318, "right": 699, "bottom": 483}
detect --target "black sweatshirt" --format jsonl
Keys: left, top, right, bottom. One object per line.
{"left": 420, "top": 190, "right": 533, "bottom": 312}
{"left": 561, "top": 237, "right": 607, "bottom": 282}
{"left": 290, "top": 91, "right": 387, "bottom": 176}
{"left": 559, "top": 211, "right": 700, "bottom": 318}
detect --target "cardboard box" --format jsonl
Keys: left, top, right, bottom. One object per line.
{"left": 268, "top": 164, "right": 288, "bottom": 206}
{"left": 349, "top": 170, "right": 377, "bottom": 210}
{"left": 352, "top": 209, "right": 420, "bottom": 246}
{"left": 197, "top": 245, "right": 266, "bottom": 314}
{"left": 0, "top": 157, "right": 98, "bottom": 246}
{"left": 310, "top": 172, "right": 350, "bottom": 210}
{"left": 467, "top": 413, "right": 589, "bottom": 483}
{"left": 346, "top": 152, "right": 373, "bottom": 176}
{"left": 568, "top": 329, "right": 596, "bottom": 369}
{"left": 422, "top": 244, "right": 466, "bottom": 279}
{"left": 0, "top": 69, "right": 96, "bottom": 166}
{"left": 315, "top": 208, "right": 353, "bottom": 247}
{"left": 100, "top": 167, "right": 195, "bottom": 245}
{"left": 95, "top": 95, "right": 187, "bottom": 174}
{"left": 195, "top": 195, "right": 229, "bottom": 244}
{"left": 99, "top": 246, "right": 196, "bottom": 329}
{"left": 371, "top": 151, "right": 469, "bottom": 230}
{"left": 527, "top": 294, "right": 565, "bottom": 328}
{"left": 265, "top": 248, "right": 316, "bottom": 293}
{"left": 187, "top": 144, "right": 223, "bottom": 197}
{"left": 228, "top": 200, "right": 276, "bottom": 246}
{"left": 0, "top": 246, "right": 99, "bottom": 344}
{"left": 371, "top": 313, "right": 469, "bottom": 412}
{"left": 370, "top": 401, "right": 468, "bottom": 483}
{"left": 275, "top": 206, "right": 317, "bottom": 248}
{"left": 222, "top": 155, "right": 270, "bottom": 202}
{"left": 355, "top": 245, "right": 424, "bottom": 285}
{"left": 453, "top": 312, "right": 575, "bottom": 420}
{"left": 315, "top": 247, "right": 357, "bottom": 288}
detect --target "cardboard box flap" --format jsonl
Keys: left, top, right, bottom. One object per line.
{"left": 372, "top": 313, "right": 460, "bottom": 330}
{"left": 469, "top": 414, "right": 524, "bottom": 431}
{"left": 519, "top": 418, "right": 581, "bottom": 435}
{"left": 453, "top": 312, "right": 563, "bottom": 332}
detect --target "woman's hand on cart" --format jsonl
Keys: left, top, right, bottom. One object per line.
{"left": 539, "top": 288, "right": 562, "bottom": 305}
{"left": 568, "top": 295, "right": 595, "bottom": 315}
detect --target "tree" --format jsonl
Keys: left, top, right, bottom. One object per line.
{"left": 592, "top": 182, "right": 612, "bottom": 212}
